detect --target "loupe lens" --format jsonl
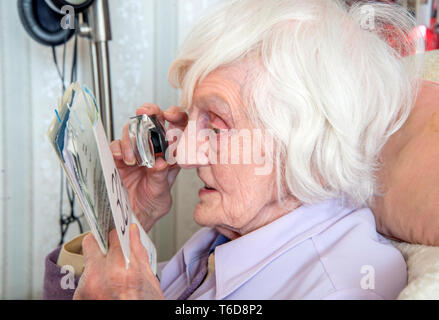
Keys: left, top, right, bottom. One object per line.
{"left": 128, "top": 114, "right": 167, "bottom": 168}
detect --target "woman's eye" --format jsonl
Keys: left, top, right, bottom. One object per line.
{"left": 208, "top": 112, "right": 228, "bottom": 134}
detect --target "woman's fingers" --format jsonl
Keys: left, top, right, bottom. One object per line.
{"left": 129, "top": 224, "right": 150, "bottom": 266}
{"left": 167, "top": 165, "right": 181, "bottom": 187}
{"left": 136, "top": 104, "right": 165, "bottom": 123}
{"left": 115, "top": 123, "right": 171, "bottom": 194}
{"left": 108, "top": 228, "right": 122, "bottom": 257}
{"left": 110, "top": 140, "right": 123, "bottom": 161}
{"left": 82, "top": 233, "right": 104, "bottom": 263}
{"left": 121, "top": 124, "right": 136, "bottom": 166}
{"left": 107, "top": 104, "right": 184, "bottom": 226}
{"left": 146, "top": 157, "right": 170, "bottom": 188}
{"left": 164, "top": 106, "right": 188, "bottom": 130}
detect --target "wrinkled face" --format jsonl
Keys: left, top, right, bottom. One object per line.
{"left": 175, "top": 63, "right": 291, "bottom": 239}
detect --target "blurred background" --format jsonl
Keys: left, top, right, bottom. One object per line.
{"left": 0, "top": 0, "right": 438, "bottom": 299}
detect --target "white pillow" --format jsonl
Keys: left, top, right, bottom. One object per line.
{"left": 392, "top": 240, "right": 439, "bottom": 299}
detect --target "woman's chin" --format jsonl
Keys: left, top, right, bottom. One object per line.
{"left": 192, "top": 203, "right": 208, "bottom": 226}
{"left": 193, "top": 202, "right": 217, "bottom": 227}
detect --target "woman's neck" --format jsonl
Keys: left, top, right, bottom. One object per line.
{"left": 216, "top": 196, "right": 301, "bottom": 240}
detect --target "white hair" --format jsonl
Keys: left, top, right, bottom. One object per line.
{"left": 169, "top": 0, "right": 424, "bottom": 208}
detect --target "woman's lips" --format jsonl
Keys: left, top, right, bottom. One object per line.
{"left": 199, "top": 186, "right": 217, "bottom": 197}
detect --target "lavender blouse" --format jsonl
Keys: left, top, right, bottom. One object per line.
{"left": 44, "top": 198, "right": 407, "bottom": 299}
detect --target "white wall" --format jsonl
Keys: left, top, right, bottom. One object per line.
{"left": 0, "top": 0, "right": 219, "bottom": 299}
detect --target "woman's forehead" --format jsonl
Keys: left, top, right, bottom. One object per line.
{"left": 192, "top": 64, "right": 249, "bottom": 107}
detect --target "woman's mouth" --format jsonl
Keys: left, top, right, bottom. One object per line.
{"left": 199, "top": 184, "right": 217, "bottom": 196}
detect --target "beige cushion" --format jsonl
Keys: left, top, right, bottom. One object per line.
{"left": 372, "top": 79, "right": 439, "bottom": 245}
{"left": 371, "top": 49, "right": 439, "bottom": 245}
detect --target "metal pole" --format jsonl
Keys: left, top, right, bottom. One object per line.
{"left": 86, "top": 0, "right": 114, "bottom": 141}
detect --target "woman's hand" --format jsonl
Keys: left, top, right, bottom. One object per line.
{"left": 73, "top": 224, "right": 164, "bottom": 300}
{"left": 110, "top": 104, "right": 188, "bottom": 232}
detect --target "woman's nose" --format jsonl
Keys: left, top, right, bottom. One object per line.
{"left": 176, "top": 121, "right": 210, "bottom": 169}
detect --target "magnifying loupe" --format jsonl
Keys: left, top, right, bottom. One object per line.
{"left": 128, "top": 114, "right": 168, "bottom": 168}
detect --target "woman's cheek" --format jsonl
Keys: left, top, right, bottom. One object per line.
{"left": 213, "top": 168, "right": 244, "bottom": 224}
{"left": 214, "top": 131, "right": 234, "bottom": 164}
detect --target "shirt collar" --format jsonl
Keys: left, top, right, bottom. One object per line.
{"left": 209, "top": 234, "right": 230, "bottom": 254}
{"left": 181, "top": 227, "right": 217, "bottom": 284}
{"left": 213, "top": 198, "right": 356, "bottom": 299}
{"left": 180, "top": 228, "right": 229, "bottom": 287}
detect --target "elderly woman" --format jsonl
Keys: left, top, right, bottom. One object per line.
{"left": 44, "top": 0, "right": 423, "bottom": 300}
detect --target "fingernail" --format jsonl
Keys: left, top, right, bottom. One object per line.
{"left": 124, "top": 153, "right": 136, "bottom": 165}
